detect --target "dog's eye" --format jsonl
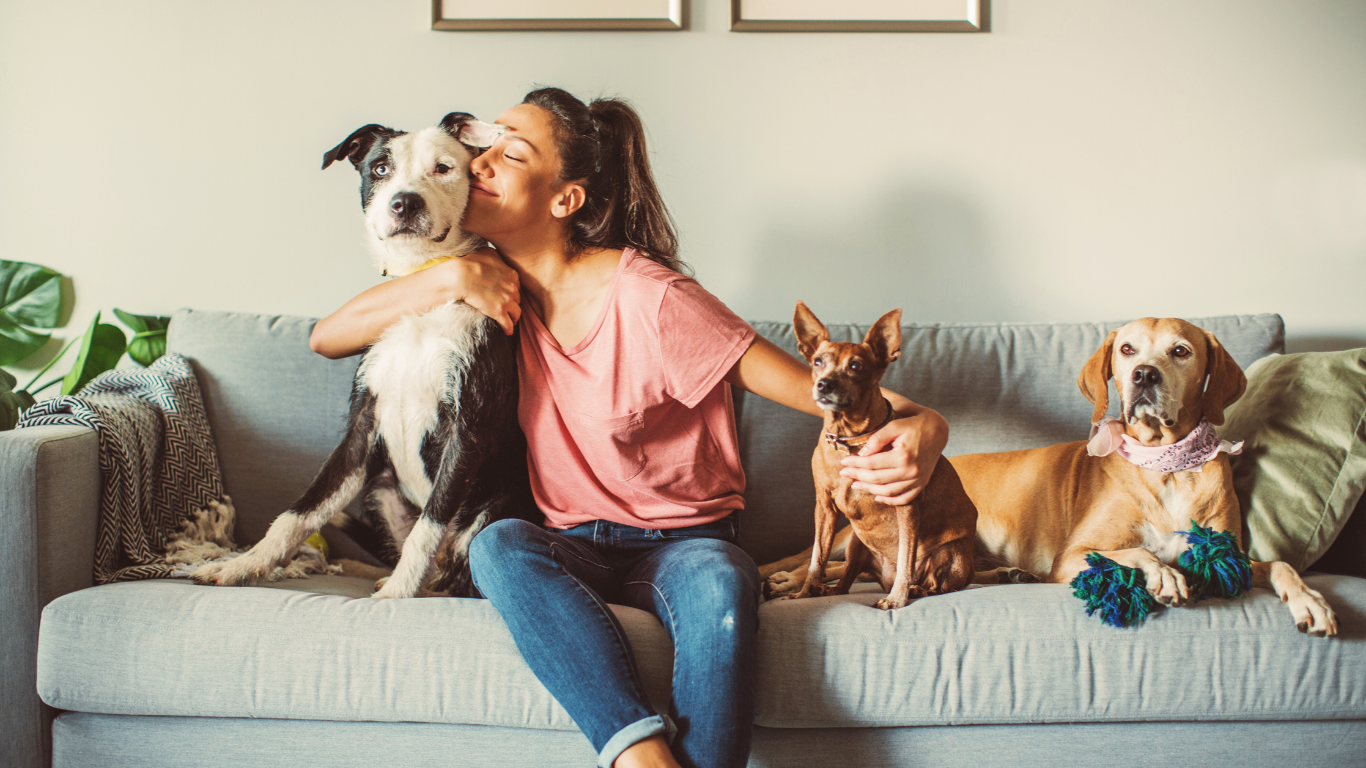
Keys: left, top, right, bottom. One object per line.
{"left": 813, "top": 358, "right": 824, "bottom": 368}
{"left": 1173, "top": 346, "right": 1191, "bottom": 358}
{"left": 849, "top": 360, "right": 864, "bottom": 373}
{"left": 374, "top": 164, "right": 389, "bottom": 177}
{"left": 1120, "top": 343, "right": 1135, "bottom": 355}
{"left": 435, "top": 164, "right": 451, "bottom": 175}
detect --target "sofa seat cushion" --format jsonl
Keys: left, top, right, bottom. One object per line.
{"left": 753, "top": 576, "right": 1366, "bottom": 728}
{"left": 37, "top": 578, "right": 675, "bottom": 729}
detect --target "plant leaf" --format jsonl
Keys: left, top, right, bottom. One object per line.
{"left": 61, "top": 312, "right": 127, "bottom": 395}
{"left": 1, "top": 259, "right": 63, "bottom": 328}
{"left": 1, "top": 367, "right": 36, "bottom": 431}
{"left": 0, "top": 320, "right": 50, "bottom": 366}
{"left": 0, "top": 259, "right": 64, "bottom": 366}
{"left": 113, "top": 309, "right": 170, "bottom": 366}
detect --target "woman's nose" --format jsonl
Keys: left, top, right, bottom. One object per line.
{"left": 470, "top": 151, "right": 490, "bottom": 177}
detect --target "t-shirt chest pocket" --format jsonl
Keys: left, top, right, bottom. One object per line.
{"left": 575, "top": 406, "right": 729, "bottom": 502}
{"left": 576, "top": 411, "right": 648, "bottom": 482}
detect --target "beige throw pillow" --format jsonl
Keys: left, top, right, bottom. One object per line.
{"left": 1219, "top": 349, "right": 1366, "bottom": 570}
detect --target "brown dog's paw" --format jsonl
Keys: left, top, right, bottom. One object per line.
{"left": 764, "top": 571, "right": 803, "bottom": 599}
{"left": 874, "top": 596, "right": 906, "bottom": 610}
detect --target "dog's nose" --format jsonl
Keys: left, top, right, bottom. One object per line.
{"left": 815, "top": 379, "right": 834, "bottom": 394}
{"left": 1131, "top": 365, "right": 1162, "bottom": 387}
{"left": 390, "top": 192, "right": 425, "bottom": 218}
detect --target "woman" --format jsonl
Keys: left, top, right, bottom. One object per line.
{"left": 310, "top": 88, "right": 948, "bottom": 768}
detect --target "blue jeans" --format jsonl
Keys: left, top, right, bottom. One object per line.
{"left": 468, "top": 515, "right": 760, "bottom": 768}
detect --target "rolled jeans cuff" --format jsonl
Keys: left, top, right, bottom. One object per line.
{"left": 596, "top": 714, "right": 676, "bottom": 768}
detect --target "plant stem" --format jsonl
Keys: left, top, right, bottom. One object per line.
{"left": 27, "top": 377, "right": 64, "bottom": 396}
{"left": 23, "top": 337, "right": 78, "bottom": 391}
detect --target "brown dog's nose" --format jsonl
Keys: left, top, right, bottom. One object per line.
{"left": 1131, "top": 365, "right": 1161, "bottom": 387}
{"left": 815, "top": 379, "right": 834, "bottom": 394}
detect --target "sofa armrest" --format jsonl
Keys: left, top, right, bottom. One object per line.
{"left": 0, "top": 425, "right": 100, "bottom": 768}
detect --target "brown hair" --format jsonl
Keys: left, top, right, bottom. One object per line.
{"left": 522, "top": 87, "right": 689, "bottom": 275}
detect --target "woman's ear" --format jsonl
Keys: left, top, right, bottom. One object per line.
{"left": 1078, "top": 330, "right": 1117, "bottom": 423}
{"left": 1200, "top": 329, "right": 1247, "bottom": 426}
{"left": 549, "top": 182, "right": 587, "bottom": 220}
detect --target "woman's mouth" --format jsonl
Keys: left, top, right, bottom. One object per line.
{"left": 471, "top": 181, "right": 497, "bottom": 197}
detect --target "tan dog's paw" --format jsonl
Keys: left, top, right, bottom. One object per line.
{"left": 1140, "top": 561, "right": 1189, "bottom": 606}
{"left": 874, "top": 596, "right": 906, "bottom": 610}
{"left": 192, "top": 555, "right": 268, "bottom": 587}
{"left": 765, "top": 571, "right": 803, "bottom": 599}
{"left": 1286, "top": 586, "right": 1338, "bottom": 637}
{"left": 371, "top": 576, "right": 419, "bottom": 600}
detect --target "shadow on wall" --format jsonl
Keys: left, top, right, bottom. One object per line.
{"left": 734, "top": 184, "right": 1016, "bottom": 324}
{"left": 1286, "top": 336, "right": 1366, "bottom": 353}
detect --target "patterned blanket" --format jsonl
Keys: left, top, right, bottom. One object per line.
{"left": 18, "top": 353, "right": 331, "bottom": 583}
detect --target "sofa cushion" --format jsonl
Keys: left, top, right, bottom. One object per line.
{"left": 735, "top": 314, "right": 1284, "bottom": 564}
{"left": 752, "top": 576, "right": 1366, "bottom": 728}
{"left": 37, "top": 578, "right": 674, "bottom": 729}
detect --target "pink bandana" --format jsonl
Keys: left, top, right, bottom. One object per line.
{"left": 1087, "top": 417, "right": 1242, "bottom": 473}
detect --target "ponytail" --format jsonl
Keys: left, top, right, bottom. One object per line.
{"left": 522, "top": 87, "right": 689, "bottom": 276}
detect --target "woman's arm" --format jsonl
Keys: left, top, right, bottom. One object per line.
{"left": 724, "top": 335, "right": 949, "bottom": 506}
{"left": 309, "top": 248, "right": 521, "bottom": 359}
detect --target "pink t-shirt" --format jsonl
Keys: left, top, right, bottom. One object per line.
{"left": 518, "top": 248, "right": 757, "bottom": 529}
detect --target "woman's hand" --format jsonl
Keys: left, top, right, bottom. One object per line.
{"left": 839, "top": 401, "right": 949, "bottom": 506}
{"left": 447, "top": 247, "right": 521, "bottom": 335}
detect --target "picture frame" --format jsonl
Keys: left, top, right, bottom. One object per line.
{"left": 730, "top": 0, "right": 986, "bottom": 32}
{"left": 432, "top": 0, "right": 684, "bottom": 31}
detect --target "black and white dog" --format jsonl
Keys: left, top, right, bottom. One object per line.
{"left": 193, "top": 113, "right": 534, "bottom": 598}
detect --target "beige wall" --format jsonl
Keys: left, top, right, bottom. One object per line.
{"left": 2, "top": 0, "right": 1363, "bottom": 383}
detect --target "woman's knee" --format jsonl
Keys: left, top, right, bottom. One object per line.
{"left": 661, "top": 540, "right": 761, "bottom": 626}
{"left": 468, "top": 518, "right": 544, "bottom": 576}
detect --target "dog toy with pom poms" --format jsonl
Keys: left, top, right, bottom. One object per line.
{"left": 1176, "top": 522, "right": 1251, "bottom": 600}
{"left": 1070, "top": 552, "right": 1159, "bottom": 628}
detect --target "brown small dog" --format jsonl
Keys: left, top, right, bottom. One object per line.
{"left": 780, "top": 302, "right": 978, "bottom": 610}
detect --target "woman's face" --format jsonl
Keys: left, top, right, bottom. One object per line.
{"left": 463, "top": 103, "right": 583, "bottom": 244}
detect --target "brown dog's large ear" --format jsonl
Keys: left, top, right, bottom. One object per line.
{"left": 1078, "top": 330, "right": 1117, "bottom": 423}
{"left": 793, "top": 301, "right": 829, "bottom": 362}
{"left": 1200, "top": 329, "right": 1247, "bottom": 426}
{"left": 863, "top": 308, "right": 903, "bottom": 365}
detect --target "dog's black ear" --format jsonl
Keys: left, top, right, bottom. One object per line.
{"left": 793, "top": 301, "right": 829, "bottom": 362}
{"left": 1200, "top": 328, "right": 1246, "bottom": 427}
{"left": 322, "top": 124, "right": 393, "bottom": 170}
{"left": 439, "top": 112, "right": 505, "bottom": 149}
{"left": 1078, "top": 330, "right": 1117, "bottom": 424}
{"left": 863, "top": 309, "right": 902, "bottom": 366}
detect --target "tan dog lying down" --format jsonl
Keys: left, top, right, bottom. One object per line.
{"left": 764, "top": 318, "right": 1337, "bottom": 637}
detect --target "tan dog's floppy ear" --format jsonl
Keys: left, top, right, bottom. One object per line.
{"left": 863, "top": 309, "right": 903, "bottom": 365}
{"left": 1078, "top": 330, "right": 1117, "bottom": 424}
{"left": 1200, "top": 329, "right": 1247, "bottom": 426}
{"left": 793, "top": 301, "right": 829, "bottom": 362}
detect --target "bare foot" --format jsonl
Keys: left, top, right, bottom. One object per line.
{"left": 614, "top": 735, "right": 680, "bottom": 768}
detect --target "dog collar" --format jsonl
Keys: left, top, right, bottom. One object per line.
{"left": 382, "top": 255, "right": 458, "bottom": 278}
{"left": 1087, "top": 417, "right": 1242, "bottom": 473}
{"left": 824, "top": 397, "right": 896, "bottom": 455}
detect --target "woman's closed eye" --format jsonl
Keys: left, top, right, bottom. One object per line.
{"left": 505, "top": 153, "right": 523, "bottom": 163}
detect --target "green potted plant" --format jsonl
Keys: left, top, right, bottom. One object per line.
{"left": 0, "top": 258, "right": 169, "bottom": 430}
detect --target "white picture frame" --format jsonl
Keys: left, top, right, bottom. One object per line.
{"left": 433, "top": 0, "right": 684, "bottom": 31}
{"left": 730, "top": 0, "right": 986, "bottom": 32}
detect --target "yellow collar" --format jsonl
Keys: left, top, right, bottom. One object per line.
{"left": 383, "top": 255, "right": 458, "bottom": 278}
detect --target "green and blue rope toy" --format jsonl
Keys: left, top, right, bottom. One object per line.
{"left": 1069, "top": 522, "right": 1251, "bottom": 628}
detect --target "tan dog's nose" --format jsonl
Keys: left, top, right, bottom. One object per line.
{"left": 1131, "top": 365, "right": 1161, "bottom": 387}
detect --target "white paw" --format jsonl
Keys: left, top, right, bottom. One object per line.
{"left": 192, "top": 554, "right": 269, "bottom": 587}
{"left": 764, "top": 571, "right": 802, "bottom": 599}
{"left": 370, "top": 576, "right": 416, "bottom": 600}
{"left": 1141, "top": 561, "right": 1189, "bottom": 606}
{"left": 1286, "top": 587, "right": 1338, "bottom": 637}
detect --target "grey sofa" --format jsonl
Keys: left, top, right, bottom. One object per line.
{"left": 4, "top": 309, "right": 1364, "bottom": 768}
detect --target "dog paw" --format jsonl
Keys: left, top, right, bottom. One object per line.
{"left": 875, "top": 596, "right": 907, "bottom": 611}
{"left": 1005, "top": 568, "right": 1040, "bottom": 584}
{"left": 764, "top": 571, "right": 803, "bottom": 599}
{"left": 1286, "top": 587, "right": 1338, "bottom": 637}
{"left": 192, "top": 555, "right": 268, "bottom": 587}
{"left": 370, "top": 576, "right": 417, "bottom": 600}
{"left": 1141, "top": 561, "right": 1189, "bottom": 606}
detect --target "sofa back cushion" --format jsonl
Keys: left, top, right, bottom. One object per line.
{"left": 168, "top": 309, "right": 1282, "bottom": 559}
